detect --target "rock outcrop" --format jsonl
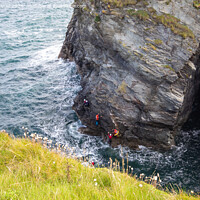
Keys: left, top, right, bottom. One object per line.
{"left": 59, "top": 0, "right": 200, "bottom": 150}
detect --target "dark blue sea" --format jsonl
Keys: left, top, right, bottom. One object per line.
{"left": 0, "top": 0, "right": 199, "bottom": 193}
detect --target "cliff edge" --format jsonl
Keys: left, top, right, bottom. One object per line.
{"left": 59, "top": 0, "right": 200, "bottom": 150}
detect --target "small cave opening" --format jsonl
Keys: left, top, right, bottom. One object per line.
{"left": 182, "top": 45, "right": 200, "bottom": 131}
{"left": 183, "top": 86, "right": 200, "bottom": 131}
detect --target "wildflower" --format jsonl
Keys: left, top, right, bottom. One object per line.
{"left": 153, "top": 176, "right": 157, "bottom": 181}
{"left": 53, "top": 161, "right": 55, "bottom": 164}
{"left": 139, "top": 184, "right": 143, "bottom": 187}
{"left": 94, "top": 179, "right": 97, "bottom": 182}
{"left": 95, "top": 182, "right": 98, "bottom": 186}
{"left": 191, "top": 190, "right": 194, "bottom": 194}
{"left": 30, "top": 133, "right": 35, "bottom": 138}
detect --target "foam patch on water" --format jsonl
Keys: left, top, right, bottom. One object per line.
{"left": 29, "top": 44, "right": 62, "bottom": 66}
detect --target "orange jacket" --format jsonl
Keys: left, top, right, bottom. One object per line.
{"left": 96, "top": 114, "right": 99, "bottom": 121}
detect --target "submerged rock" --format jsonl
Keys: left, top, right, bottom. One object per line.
{"left": 59, "top": 0, "right": 200, "bottom": 150}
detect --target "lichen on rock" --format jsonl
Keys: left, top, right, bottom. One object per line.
{"left": 59, "top": 0, "right": 200, "bottom": 150}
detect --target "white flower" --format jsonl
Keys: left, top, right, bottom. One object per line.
{"left": 139, "top": 184, "right": 143, "bottom": 187}
{"left": 94, "top": 179, "right": 97, "bottom": 182}
{"left": 53, "top": 162, "right": 55, "bottom": 164}
{"left": 95, "top": 182, "right": 98, "bottom": 186}
{"left": 191, "top": 190, "right": 194, "bottom": 194}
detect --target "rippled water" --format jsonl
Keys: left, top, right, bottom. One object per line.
{"left": 0, "top": 0, "right": 199, "bottom": 193}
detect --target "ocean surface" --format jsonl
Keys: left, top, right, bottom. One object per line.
{"left": 0, "top": 0, "right": 199, "bottom": 193}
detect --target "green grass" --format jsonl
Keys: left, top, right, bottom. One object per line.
{"left": 0, "top": 131, "right": 199, "bottom": 200}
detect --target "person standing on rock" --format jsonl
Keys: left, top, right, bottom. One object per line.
{"left": 108, "top": 132, "right": 113, "bottom": 145}
{"left": 96, "top": 113, "right": 100, "bottom": 126}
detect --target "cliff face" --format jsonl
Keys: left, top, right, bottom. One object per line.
{"left": 59, "top": 0, "right": 200, "bottom": 150}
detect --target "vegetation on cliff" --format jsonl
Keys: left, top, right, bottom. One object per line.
{"left": 0, "top": 131, "right": 199, "bottom": 199}
{"left": 88, "top": 0, "right": 195, "bottom": 39}
{"left": 101, "top": 0, "right": 145, "bottom": 7}
{"left": 193, "top": 0, "right": 200, "bottom": 8}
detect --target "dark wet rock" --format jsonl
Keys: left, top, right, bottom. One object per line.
{"left": 59, "top": 0, "right": 200, "bottom": 150}
{"left": 65, "top": 110, "right": 78, "bottom": 125}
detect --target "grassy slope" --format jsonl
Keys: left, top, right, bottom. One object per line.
{"left": 0, "top": 132, "right": 198, "bottom": 200}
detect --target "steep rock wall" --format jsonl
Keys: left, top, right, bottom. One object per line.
{"left": 59, "top": 0, "right": 200, "bottom": 150}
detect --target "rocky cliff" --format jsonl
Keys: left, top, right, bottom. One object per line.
{"left": 59, "top": 0, "right": 200, "bottom": 150}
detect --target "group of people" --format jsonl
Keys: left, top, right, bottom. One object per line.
{"left": 107, "top": 129, "right": 120, "bottom": 144}
{"left": 84, "top": 98, "right": 120, "bottom": 145}
{"left": 96, "top": 113, "right": 120, "bottom": 144}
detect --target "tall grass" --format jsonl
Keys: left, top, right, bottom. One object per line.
{"left": 0, "top": 131, "right": 198, "bottom": 200}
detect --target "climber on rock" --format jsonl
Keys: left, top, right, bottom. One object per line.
{"left": 83, "top": 98, "right": 89, "bottom": 107}
{"left": 96, "top": 113, "right": 100, "bottom": 126}
{"left": 113, "top": 129, "right": 119, "bottom": 137}
{"left": 108, "top": 132, "right": 113, "bottom": 145}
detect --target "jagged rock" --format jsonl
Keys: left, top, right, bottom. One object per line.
{"left": 59, "top": 0, "right": 200, "bottom": 150}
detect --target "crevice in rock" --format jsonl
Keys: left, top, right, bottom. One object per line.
{"left": 182, "top": 44, "right": 200, "bottom": 131}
